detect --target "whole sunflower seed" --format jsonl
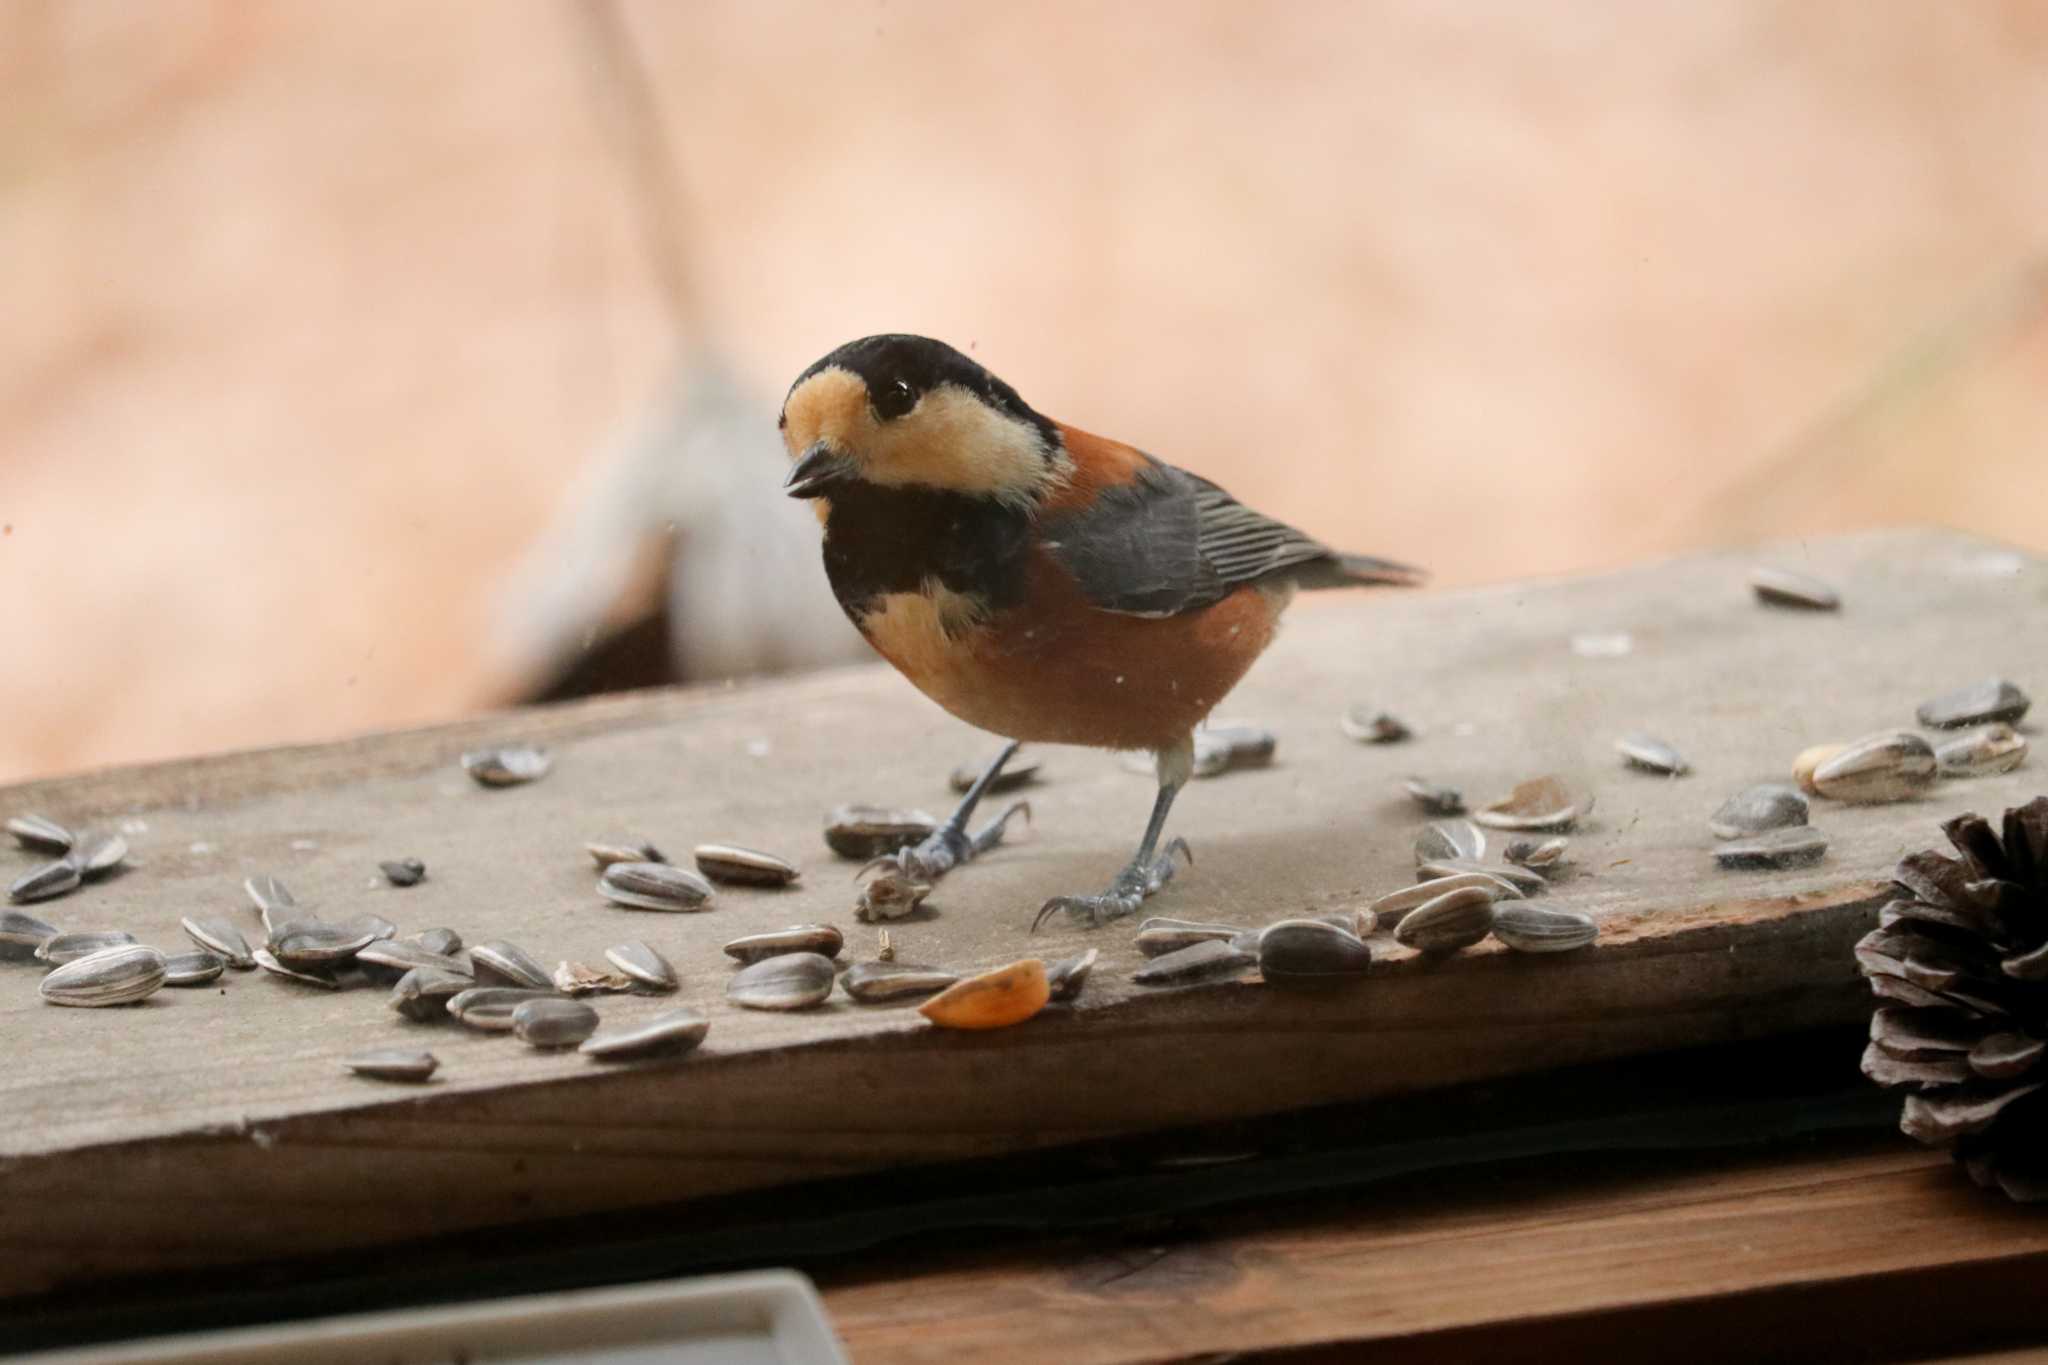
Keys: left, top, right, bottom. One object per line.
{"left": 693, "top": 843, "right": 801, "bottom": 887}
{"left": 163, "top": 950, "right": 226, "bottom": 986}
{"left": 824, "top": 806, "right": 938, "bottom": 860}
{"left": 949, "top": 754, "right": 1041, "bottom": 794}
{"left": 244, "top": 875, "right": 296, "bottom": 936}
{"left": 447, "top": 986, "right": 558, "bottom": 1030}
{"left": 1414, "top": 818, "right": 1484, "bottom": 864}
{"left": 1503, "top": 837, "right": 1571, "bottom": 871}
{"left": 1371, "top": 872, "right": 1523, "bottom": 925}
{"left": 723, "top": 923, "right": 844, "bottom": 965}
{"left": 604, "top": 940, "right": 677, "bottom": 991}
{"left": 1473, "top": 776, "right": 1593, "bottom": 833}
{"left": 1810, "top": 731, "right": 1937, "bottom": 804}
{"left": 40, "top": 944, "right": 167, "bottom": 1007}
{"left": 841, "top": 960, "right": 960, "bottom": 1003}
{"left": 1916, "top": 678, "right": 2031, "bottom": 730}
{"left": 1709, "top": 784, "right": 1809, "bottom": 840}
{"left": 1616, "top": 733, "right": 1689, "bottom": 776}
{"left": 68, "top": 832, "right": 128, "bottom": 879}
{"left": 7, "top": 814, "right": 74, "bottom": 855}
{"left": 1132, "top": 938, "right": 1256, "bottom": 986}
{"left": 1134, "top": 917, "right": 1246, "bottom": 958}
{"left": 253, "top": 948, "right": 345, "bottom": 989}
{"left": 1046, "top": 948, "right": 1099, "bottom": 1002}
{"left": 388, "top": 966, "right": 472, "bottom": 1021}
{"left": 345, "top": 1049, "right": 439, "bottom": 1083}
{"left": 462, "top": 746, "right": 551, "bottom": 788}
{"left": 727, "top": 952, "right": 836, "bottom": 1011}
{"left": 407, "top": 927, "right": 464, "bottom": 957}
{"left": 1341, "top": 707, "right": 1411, "bottom": 744}
{"left": 1402, "top": 778, "right": 1465, "bottom": 817}
{"left": 553, "top": 960, "right": 637, "bottom": 995}
{"left": 270, "top": 923, "right": 378, "bottom": 969}
{"left": 1415, "top": 858, "right": 1547, "bottom": 895}
{"left": 380, "top": 858, "right": 426, "bottom": 887}
{"left": 1393, "top": 886, "right": 1495, "bottom": 954}
{"left": 355, "top": 938, "right": 471, "bottom": 980}
{"left": 179, "top": 916, "right": 254, "bottom": 969}
{"left": 587, "top": 838, "right": 666, "bottom": 869}
{"left": 1714, "top": 826, "right": 1830, "bottom": 870}
{"left": 1258, "top": 918, "right": 1374, "bottom": 984}
{"left": 1750, "top": 566, "right": 1840, "bottom": 610}
{"left": 513, "top": 998, "right": 600, "bottom": 1048}
{"left": 470, "top": 940, "right": 554, "bottom": 990}
{"left": 580, "top": 1008, "right": 709, "bottom": 1061}
{"left": 1491, "top": 904, "right": 1599, "bottom": 953}
{"left": 1936, "top": 724, "right": 2029, "bottom": 778}
{"left": 599, "top": 861, "right": 714, "bottom": 912}
{"left": 9, "top": 860, "right": 80, "bottom": 905}
{"left": 36, "top": 929, "right": 138, "bottom": 965}
{"left": 0, "top": 909, "right": 59, "bottom": 961}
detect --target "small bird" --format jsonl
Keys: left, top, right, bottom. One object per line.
{"left": 780, "top": 335, "right": 1422, "bottom": 928}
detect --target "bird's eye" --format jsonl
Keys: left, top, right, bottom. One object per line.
{"left": 872, "top": 379, "right": 917, "bottom": 422}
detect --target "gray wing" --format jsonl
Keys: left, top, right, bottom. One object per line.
{"left": 1040, "top": 457, "right": 1419, "bottom": 618}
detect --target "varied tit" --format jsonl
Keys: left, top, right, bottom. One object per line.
{"left": 780, "top": 334, "right": 1423, "bottom": 929}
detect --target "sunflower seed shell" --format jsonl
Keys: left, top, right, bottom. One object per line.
{"left": 723, "top": 923, "right": 844, "bottom": 964}
{"left": 694, "top": 843, "right": 801, "bottom": 887}
{"left": 1709, "top": 784, "right": 1809, "bottom": 839}
{"left": 1045, "top": 948, "right": 1099, "bottom": 1002}
{"left": 604, "top": 940, "right": 678, "bottom": 991}
{"left": 727, "top": 952, "right": 836, "bottom": 1011}
{"left": 1491, "top": 904, "right": 1598, "bottom": 953}
{"left": 1258, "top": 918, "right": 1374, "bottom": 984}
{"left": 9, "top": 860, "right": 80, "bottom": 905}
{"left": 0, "top": 909, "right": 59, "bottom": 961}
{"left": 1393, "top": 887, "right": 1495, "bottom": 953}
{"left": 824, "top": 806, "right": 938, "bottom": 860}
{"left": 1917, "top": 678, "right": 2031, "bottom": 730}
{"left": 36, "top": 929, "right": 138, "bottom": 964}
{"left": 462, "top": 746, "right": 551, "bottom": 787}
{"left": 40, "top": 944, "right": 167, "bottom": 1007}
{"left": 7, "top": 814, "right": 73, "bottom": 855}
{"left": 1750, "top": 566, "right": 1840, "bottom": 610}
{"left": 513, "top": 998, "right": 600, "bottom": 1048}
{"left": 841, "top": 960, "right": 960, "bottom": 1003}
{"left": 1714, "top": 826, "right": 1830, "bottom": 870}
{"left": 346, "top": 1049, "right": 439, "bottom": 1082}
{"left": 580, "top": 1008, "right": 710, "bottom": 1061}
{"left": 1936, "top": 724, "right": 2028, "bottom": 778}
{"left": 447, "top": 986, "right": 558, "bottom": 1030}
{"left": 1131, "top": 939, "right": 1256, "bottom": 986}
{"left": 1616, "top": 733, "right": 1689, "bottom": 776}
{"left": 599, "top": 861, "right": 714, "bottom": 912}
{"left": 470, "top": 940, "right": 554, "bottom": 990}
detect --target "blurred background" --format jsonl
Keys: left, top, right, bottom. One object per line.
{"left": 5, "top": 0, "right": 2046, "bottom": 785}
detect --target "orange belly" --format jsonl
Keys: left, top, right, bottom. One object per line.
{"left": 857, "top": 558, "right": 1284, "bottom": 752}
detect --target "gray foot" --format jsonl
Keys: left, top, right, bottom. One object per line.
{"left": 1031, "top": 838, "right": 1192, "bottom": 932}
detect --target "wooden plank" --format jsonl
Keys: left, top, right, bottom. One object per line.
{"left": 817, "top": 1138, "right": 2048, "bottom": 1363}
{"left": 0, "top": 528, "right": 2041, "bottom": 1298}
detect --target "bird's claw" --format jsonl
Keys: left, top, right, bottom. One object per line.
{"left": 1030, "top": 838, "right": 1193, "bottom": 932}
{"left": 856, "top": 799, "right": 1031, "bottom": 886}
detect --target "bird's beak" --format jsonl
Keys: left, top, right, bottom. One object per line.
{"left": 784, "top": 442, "right": 855, "bottom": 499}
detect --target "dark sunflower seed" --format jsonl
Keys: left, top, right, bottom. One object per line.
{"left": 727, "top": 952, "right": 835, "bottom": 1011}
{"left": 1258, "top": 918, "right": 1373, "bottom": 985}
{"left": 1709, "top": 784, "right": 1809, "bottom": 840}
{"left": 723, "top": 923, "right": 843, "bottom": 964}
{"left": 1750, "top": 566, "right": 1840, "bottom": 610}
{"left": 462, "top": 746, "right": 551, "bottom": 787}
{"left": 346, "top": 1049, "right": 438, "bottom": 1083}
{"left": 9, "top": 860, "right": 80, "bottom": 905}
{"left": 40, "top": 945, "right": 166, "bottom": 1007}
{"left": 1045, "top": 948, "right": 1099, "bottom": 1002}
{"left": 388, "top": 966, "right": 472, "bottom": 1021}
{"left": 841, "top": 960, "right": 959, "bottom": 1003}
{"left": 6, "top": 814, "right": 73, "bottom": 855}
{"left": 1393, "top": 887, "right": 1494, "bottom": 953}
{"left": 587, "top": 838, "right": 666, "bottom": 869}
{"left": 1131, "top": 939, "right": 1256, "bottom": 986}
{"left": 1714, "top": 826, "right": 1829, "bottom": 870}
{"left": 36, "top": 929, "right": 138, "bottom": 965}
{"left": 0, "top": 908, "right": 59, "bottom": 961}
{"left": 823, "top": 806, "right": 938, "bottom": 861}
{"left": 580, "top": 1008, "right": 709, "bottom": 1061}
{"left": 599, "top": 861, "right": 713, "bottom": 912}
{"left": 380, "top": 858, "right": 426, "bottom": 887}
{"left": 470, "top": 940, "right": 554, "bottom": 990}
{"left": 446, "top": 986, "right": 558, "bottom": 1030}
{"left": 163, "top": 950, "right": 227, "bottom": 986}
{"left": 513, "top": 998, "right": 600, "bottom": 1048}
{"left": 604, "top": 940, "right": 677, "bottom": 991}
{"left": 693, "top": 843, "right": 801, "bottom": 887}
{"left": 180, "top": 915, "right": 254, "bottom": 969}
{"left": 1917, "top": 678, "right": 2031, "bottom": 730}
{"left": 1341, "top": 708, "right": 1412, "bottom": 744}
{"left": 1491, "top": 904, "right": 1598, "bottom": 953}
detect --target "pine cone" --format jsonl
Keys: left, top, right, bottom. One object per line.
{"left": 1858, "top": 796, "right": 2048, "bottom": 1200}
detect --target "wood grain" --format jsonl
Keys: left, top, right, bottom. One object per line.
{"left": 1, "top": 528, "right": 2042, "bottom": 1299}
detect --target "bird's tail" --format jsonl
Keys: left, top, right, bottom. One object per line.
{"left": 1293, "top": 551, "right": 1428, "bottom": 591}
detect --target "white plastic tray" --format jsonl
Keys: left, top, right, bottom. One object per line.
{"left": 18, "top": 1269, "right": 848, "bottom": 1364}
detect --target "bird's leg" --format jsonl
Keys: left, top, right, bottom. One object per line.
{"left": 1033, "top": 738, "right": 1195, "bottom": 931}
{"left": 865, "top": 741, "right": 1029, "bottom": 886}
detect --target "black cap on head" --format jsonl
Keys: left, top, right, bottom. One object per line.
{"left": 792, "top": 335, "right": 1059, "bottom": 448}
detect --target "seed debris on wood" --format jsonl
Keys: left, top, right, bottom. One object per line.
{"left": 553, "top": 960, "right": 637, "bottom": 995}
{"left": 854, "top": 875, "right": 933, "bottom": 923}
{"left": 1491, "top": 904, "right": 1598, "bottom": 954}
{"left": 824, "top": 806, "right": 938, "bottom": 861}
{"left": 724, "top": 923, "right": 843, "bottom": 965}
{"left": 949, "top": 753, "right": 1041, "bottom": 794}
{"left": 1393, "top": 886, "right": 1495, "bottom": 954}
{"left": 1402, "top": 778, "right": 1465, "bottom": 817}
{"left": 1502, "top": 837, "right": 1571, "bottom": 871}
{"left": 1714, "top": 826, "right": 1830, "bottom": 870}
{"left": 842, "top": 960, "right": 960, "bottom": 1003}
{"left": 1615, "top": 733, "right": 1689, "bottom": 776}
{"left": 1750, "top": 566, "right": 1840, "bottom": 611}
{"left": 40, "top": 945, "right": 166, "bottom": 1007}
{"left": 513, "top": 998, "right": 600, "bottom": 1048}
{"left": 1341, "top": 707, "right": 1411, "bottom": 744}
{"left": 599, "top": 861, "right": 714, "bottom": 912}
{"left": 1916, "top": 678, "right": 2030, "bottom": 730}
{"left": 727, "top": 952, "right": 836, "bottom": 1011}
{"left": 7, "top": 814, "right": 73, "bottom": 856}
{"left": 587, "top": 838, "right": 665, "bottom": 869}
{"left": 1709, "top": 784, "right": 1808, "bottom": 840}
{"left": 581, "top": 1009, "right": 709, "bottom": 1061}
{"left": 1808, "top": 731, "right": 1937, "bottom": 803}
{"left": 462, "top": 746, "right": 551, "bottom": 788}
{"left": 605, "top": 940, "right": 678, "bottom": 991}
{"left": 1131, "top": 939, "right": 1256, "bottom": 986}
{"left": 920, "top": 959, "right": 1050, "bottom": 1029}
{"left": 379, "top": 858, "right": 426, "bottom": 887}
{"left": 345, "top": 1049, "right": 439, "bottom": 1083}
{"left": 1936, "top": 724, "right": 2028, "bottom": 778}
{"left": 1473, "top": 776, "right": 1593, "bottom": 833}
{"left": 36, "top": 929, "right": 138, "bottom": 965}
{"left": 693, "top": 843, "right": 800, "bottom": 887}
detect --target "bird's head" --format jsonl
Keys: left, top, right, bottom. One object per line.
{"left": 779, "top": 335, "right": 1067, "bottom": 508}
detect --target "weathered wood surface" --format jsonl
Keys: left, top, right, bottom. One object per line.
{"left": 0, "top": 528, "right": 2040, "bottom": 1298}
{"left": 819, "top": 1137, "right": 2048, "bottom": 1363}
